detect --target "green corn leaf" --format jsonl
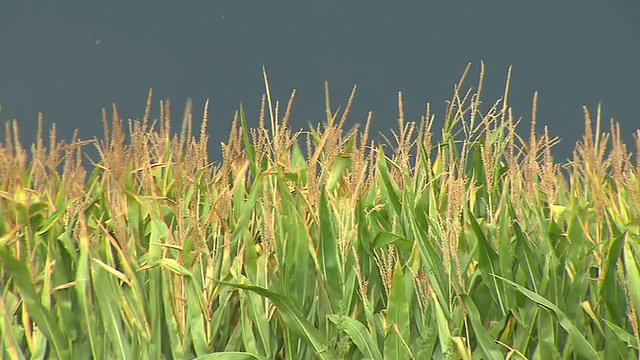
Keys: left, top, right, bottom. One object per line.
{"left": 622, "top": 239, "right": 640, "bottom": 344}
{"left": 162, "top": 270, "right": 186, "bottom": 360}
{"left": 603, "top": 319, "right": 639, "bottom": 350}
{"left": 375, "top": 147, "right": 402, "bottom": 216}
{"left": 193, "top": 352, "right": 263, "bottom": 360}
{"left": 509, "top": 204, "right": 540, "bottom": 294}
{"left": 185, "top": 276, "right": 209, "bottom": 356}
{"left": 319, "top": 189, "right": 344, "bottom": 311}
{"left": 243, "top": 287, "right": 272, "bottom": 357}
{"left": 460, "top": 294, "right": 503, "bottom": 360}
{"left": 35, "top": 197, "right": 76, "bottom": 236}
{"left": 240, "top": 293, "right": 261, "bottom": 357}
{"left": 328, "top": 315, "right": 382, "bottom": 360}
{"left": 432, "top": 291, "right": 453, "bottom": 357}
{"left": 467, "top": 208, "right": 506, "bottom": 315}
{"left": 155, "top": 258, "right": 193, "bottom": 277}
{"left": 91, "top": 262, "right": 133, "bottom": 360}
{"left": 218, "top": 281, "right": 340, "bottom": 360}
{"left": 75, "top": 217, "right": 103, "bottom": 360}
{"left": 494, "top": 275, "right": 599, "bottom": 360}
{"left": 370, "top": 231, "right": 413, "bottom": 253}
{"left": 0, "top": 247, "right": 70, "bottom": 360}
{"left": 384, "top": 263, "right": 413, "bottom": 360}
{"left": 0, "top": 293, "right": 26, "bottom": 360}
{"left": 326, "top": 153, "right": 351, "bottom": 192}
{"left": 601, "top": 228, "right": 626, "bottom": 324}
{"left": 147, "top": 217, "right": 169, "bottom": 358}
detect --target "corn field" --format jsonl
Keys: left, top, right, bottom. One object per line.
{"left": 1, "top": 64, "right": 639, "bottom": 359}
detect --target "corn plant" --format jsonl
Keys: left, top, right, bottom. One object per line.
{"left": 1, "top": 63, "right": 639, "bottom": 359}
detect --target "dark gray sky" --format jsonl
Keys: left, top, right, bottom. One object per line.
{"left": 1, "top": 1, "right": 638, "bottom": 163}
